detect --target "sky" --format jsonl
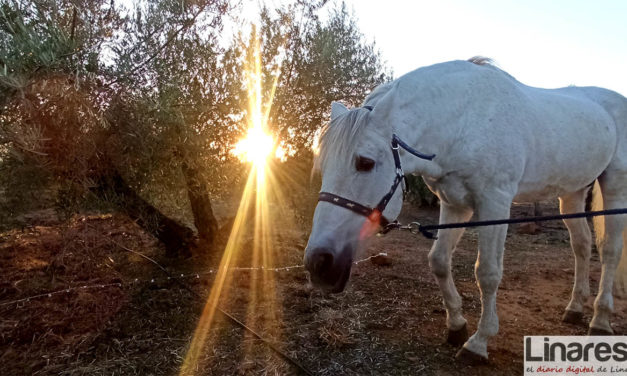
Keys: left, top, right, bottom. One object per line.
{"left": 339, "top": 0, "right": 627, "bottom": 95}
{"left": 122, "top": 0, "right": 626, "bottom": 95}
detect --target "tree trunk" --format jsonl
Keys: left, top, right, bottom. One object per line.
{"left": 100, "top": 169, "right": 195, "bottom": 257}
{"left": 181, "top": 161, "right": 218, "bottom": 246}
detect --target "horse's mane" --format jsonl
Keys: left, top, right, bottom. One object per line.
{"left": 364, "top": 81, "right": 393, "bottom": 106}
{"left": 313, "top": 107, "right": 371, "bottom": 172}
{"left": 468, "top": 56, "right": 495, "bottom": 66}
{"left": 467, "top": 56, "right": 518, "bottom": 81}
{"left": 313, "top": 83, "right": 393, "bottom": 172}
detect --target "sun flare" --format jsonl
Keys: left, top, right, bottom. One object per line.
{"left": 230, "top": 25, "right": 285, "bottom": 168}
{"left": 180, "top": 27, "right": 287, "bottom": 375}
{"left": 232, "top": 126, "right": 276, "bottom": 166}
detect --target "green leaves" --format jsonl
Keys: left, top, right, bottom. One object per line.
{"left": 259, "top": 2, "right": 391, "bottom": 153}
{"left": 0, "top": 0, "right": 390, "bottom": 227}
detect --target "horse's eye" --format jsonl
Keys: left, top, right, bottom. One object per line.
{"left": 355, "top": 156, "right": 375, "bottom": 172}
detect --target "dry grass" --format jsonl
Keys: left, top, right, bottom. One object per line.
{"left": 2, "top": 203, "right": 627, "bottom": 375}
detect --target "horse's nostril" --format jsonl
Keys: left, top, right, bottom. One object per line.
{"left": 305, "top": 245, "right": 353, "bottom": 292}
{"left": 305, "top": 248, "right": 335, "bottom": 275}
{"left": 312, "top": 252, "right": 334, "bottom": 274}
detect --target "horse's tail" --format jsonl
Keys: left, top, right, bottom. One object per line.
{"left": 591, "top": 180, "right": 627, "bottom": 298}
{"left": 619, "top": 227, "right": 627, "bottom": 298}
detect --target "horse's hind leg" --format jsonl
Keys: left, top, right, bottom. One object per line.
{"left": 590, "top": 171, "right": 627, "bottom": 335}
{"left": 428, "top": 203, "right": 473, "bottom": 346}
{"left": 559, "top": 189, "right": 592, "bottom": 325}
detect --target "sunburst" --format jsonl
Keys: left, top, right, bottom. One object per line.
{"left": 180, "top": 28, "right": 286, "bottom": 375}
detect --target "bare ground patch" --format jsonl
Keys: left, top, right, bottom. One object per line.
{"left": 1, "top": 203, "right": 626, "bottom": 375}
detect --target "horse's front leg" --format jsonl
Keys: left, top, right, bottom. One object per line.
{"left": 428, "top": 203, "right": 473, "bottom": 346}
{"left": 457, "top": 200, "right": 510, "bottom": 362}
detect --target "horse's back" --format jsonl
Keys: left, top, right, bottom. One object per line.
{"left": 391, "top": 60, "right": 626, "bottom": 202}
{"left": 509, "top": 84, "right": 625, "bottom": 200}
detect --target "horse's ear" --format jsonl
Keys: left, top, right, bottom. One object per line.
{"left": 330, "top": 101, "right": 349, "bottom": 120}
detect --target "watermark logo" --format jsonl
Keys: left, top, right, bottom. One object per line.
{"left": 524, "top": 336, "right": 627, "bottom": 375}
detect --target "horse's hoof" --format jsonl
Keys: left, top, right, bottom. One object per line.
{"left": 447, "top": 323, "right": 469, "bottom": 347}
{"left": 455, "top": 347, "right": 489, "bottom": 365}
{"left": 562, "top": 310, "right": 584, "bottom": 325}
{"left": 588, "top": 327, "right": 614, "bottom": 336}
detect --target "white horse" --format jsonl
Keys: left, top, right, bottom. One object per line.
{"left": 304, "top": 57, "right": 627, "bottom": 362}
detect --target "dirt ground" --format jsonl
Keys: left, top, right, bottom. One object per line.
{"left": 1, "top": 202, "right": 626, "bottom": 376}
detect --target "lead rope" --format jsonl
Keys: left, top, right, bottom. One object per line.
{"left": 381, "top": 207, "right": 627, "bottom": 239}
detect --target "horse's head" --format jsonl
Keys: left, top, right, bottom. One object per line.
{"left": 304, "top": 102, "right": 403, "bottom": 293}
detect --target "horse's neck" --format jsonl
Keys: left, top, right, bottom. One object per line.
{"left": 388, "top": 113, "right": 447, "bottom": 180}
{"left": 372, "top": 72, "right": 465, "bottom": 180}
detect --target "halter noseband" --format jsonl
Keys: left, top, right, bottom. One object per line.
{"left": 318, "top": 107, "right": 435, "bottom": 228}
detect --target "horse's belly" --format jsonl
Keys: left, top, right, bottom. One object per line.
{"left": 514, "top": 153, "right": 611, "bottom": 202}
{"left": 514, "top": 117, "right": 615, "bottom": 202}
{"left": 513, "top": 184, "right": 582, "bottom": 203}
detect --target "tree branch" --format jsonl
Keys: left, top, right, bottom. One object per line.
{"left": 69, "top": 6, "right": 77, "bottom": 42}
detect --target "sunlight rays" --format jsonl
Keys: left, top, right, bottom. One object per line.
{"left": 232, "top": 28, "right": 285, "bottom": 169}
{"left": 180, "top": 30, "right": 286, "bottom": 375}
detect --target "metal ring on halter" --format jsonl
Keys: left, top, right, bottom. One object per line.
{"left": 407, "top": 222, "right": 421, "bottom": 234}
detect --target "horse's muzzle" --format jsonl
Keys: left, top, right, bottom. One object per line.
{"left": 304, "top": 245, "right": 353, "bottom": 293}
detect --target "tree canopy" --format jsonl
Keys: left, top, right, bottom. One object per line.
{"left": 0, "top": 0, "right": 391, "bottom": 253}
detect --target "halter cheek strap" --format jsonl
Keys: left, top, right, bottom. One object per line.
{"left": 318, "top": 132, "right": 435, "bottom": 227}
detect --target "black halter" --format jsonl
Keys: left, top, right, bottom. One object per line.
{"left": 318, "top": 126, "right": 435, "bottom": 228}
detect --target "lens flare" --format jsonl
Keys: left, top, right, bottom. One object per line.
{"left": 180, "top": 28, "right": 286, "bottom": 375}
{"left": 230, "top": 23, "right": 285, "bottom": 168}
{"left": 232, "top": 126, "right": 275, "bottom": 166}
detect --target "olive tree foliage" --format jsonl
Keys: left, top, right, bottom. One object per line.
{"left": 252, "top": 2, "right": 391, "bottom": 224}
{"left": 0, "top": 0, "right": 236, "bottom": 246}
{"left": 0, "top": 0, "right": 392, "bottom": 249}
{"left": 0, "top": 0, "right": 124, "bottom": 221}
{"left": 261, "top": 2, "right": 390, "bottom": 154}
{"left": 0, "top": 0, "right": 119, "bottom": 104}
{"left": 104, "top": 0, "right": 240, "bottom": 245}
